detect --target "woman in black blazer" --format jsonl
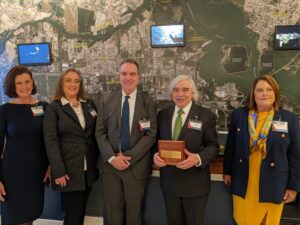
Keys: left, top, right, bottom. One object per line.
{"left": 43, "top": 68, "right": 99, "bottom": 225}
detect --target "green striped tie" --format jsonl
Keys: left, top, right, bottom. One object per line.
{"left": 173, "top": 109, "right": 184, "bottom": 140}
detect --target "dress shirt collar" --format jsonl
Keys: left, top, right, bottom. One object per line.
{"left": 61, "top": 97, "right": 86, "bottom": 106}
{"left": 122, "top": 89, "right": 137, "bottom": 101}
{"left": 174, "top": 101, "right": 193, "bottom": 115}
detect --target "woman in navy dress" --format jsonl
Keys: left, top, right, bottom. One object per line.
{"left": 0, "top": 66, "right": 50, "bottom": 225}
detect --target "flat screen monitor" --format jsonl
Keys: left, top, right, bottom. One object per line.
{"left": 150, "top": 24, "right": 185, "bottom": 47}
{"left": 17, "top": 42, "right": 52, "bottom": 66}
{"left": 274, "top": 25, "right": 300, "bottom": 50}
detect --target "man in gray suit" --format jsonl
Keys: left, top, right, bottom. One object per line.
{"left": 95, "top": 59, "right": 157, "bottom": 225}
{"left": 154, "top": 75, "right": 219, "bottom": 225}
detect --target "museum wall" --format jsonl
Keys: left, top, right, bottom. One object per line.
{"left": 0, "top": 0, "right": 299, "bottom": 132}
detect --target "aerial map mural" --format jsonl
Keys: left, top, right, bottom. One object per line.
{"left": 0, "top": 0, "right": 300, "bottom": 133}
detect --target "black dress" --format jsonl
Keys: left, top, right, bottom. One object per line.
{"left": 0, "top": 102, "right": 48, "bottom": 225}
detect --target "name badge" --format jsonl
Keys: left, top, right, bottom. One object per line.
{"left": 188, "top": 119, "right": 202, "bottom": 131}
{"left": 31, "top": 106, "right": 44, "bottom": 116}
{"left": 139, "top": 119, "right": 151, "bottom": 131}
{"left": 272, "top": 120, "right": 288, "bottom": 133}
{"left": 89, "top": 108, "right": 97, "bottom": 118}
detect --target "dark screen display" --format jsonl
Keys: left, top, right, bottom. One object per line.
{"left": 274, "top": 25, "right": 300, "bottom": 50}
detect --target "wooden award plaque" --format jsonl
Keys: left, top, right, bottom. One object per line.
{"left": 158, "top": 140, "right": 185, "bottom": 166}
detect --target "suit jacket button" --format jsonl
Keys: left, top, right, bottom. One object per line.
{"left": 239, "top": 159, "right": 243, "bottom": 163}
{"left": 270, "top": 162, "right": 275, "bottom": 167}
{"left": 237, "top": 128, "right": 240, "bottom": 132}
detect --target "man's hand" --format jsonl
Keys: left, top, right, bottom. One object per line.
{"left": 111, "top": 154, "right": 131, "bottom": 171}
{"left": 153, "top": 152, "right": 166, "bottom": 167}
{"left": 176, "top": 149, "right": 199, "bottom": 170}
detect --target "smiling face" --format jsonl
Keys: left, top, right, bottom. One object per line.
{"left": 171, "top": 79, "right": 194, "bottom": 109}
{"left": 14, "top": 73, "right": 34, "bottom": 98}
{"left": 119, "top": 63, "right": 140, "bottom": 95}
{"left": 254, "top": 80, "right": 275, "bottom": 112}
{"left": 63, "top": 71, "right": 81, "bottom": 99}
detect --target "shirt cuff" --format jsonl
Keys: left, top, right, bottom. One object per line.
{"left": 108, "top": 156, "right": 116, "bottom": 164}
{"left": 195, "top": 154, "right": 202, "bottom": 167}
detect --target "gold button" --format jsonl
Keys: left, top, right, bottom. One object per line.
{"left": 237, "top": 128, "right": 240, "bottom": 132}
{"left": 239, "top": 159, "right": 243, "bottom": 163}
{"left": 270, "top": 162, "right": 275, "bottom": 167}
{"left": 281, "top": 134, "right": 285, "bottom": 138}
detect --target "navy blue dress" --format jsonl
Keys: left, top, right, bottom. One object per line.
{"left": 0, "top": 102, "right": 48, "bottom": 225}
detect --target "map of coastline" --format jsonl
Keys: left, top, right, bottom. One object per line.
{"left": 0, "top": 0, "right": 299, "bottom": 132}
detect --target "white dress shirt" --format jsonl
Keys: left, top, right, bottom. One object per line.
{"left": 171, "top": 101, "right": 202, "bottom": 167}
{"left": 61, "top": 97, "right": 87, "bottom": 170}
{"left": 171, "top": 101, "right": 192, "bottom": 137}
{"left": 121, "top": 89, "right": 137, "bottom": 133}
{"left": 108, "top": 89, "right": 137, "bottom": 164}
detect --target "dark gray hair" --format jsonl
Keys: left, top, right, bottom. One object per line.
{"left": 120, "top": 58, "right": 140, "bottom": 73}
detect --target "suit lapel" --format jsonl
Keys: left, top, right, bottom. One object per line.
{"left": 166, "top": 105, "right": 175, "bottom": 140}
{"left": 266, "top": 110, "right": 280, "bottom": 150}
{"left": 132, "top": 92, "right": 143, "bottom": 130}
{"left": 243, "top": 109, "right": 250, "bottom": 157}
{"left": 116, "top": 91, "right": 122, "bottom": 129}
{"left": 61, "top": 103, "right": 81, "bottom": 127}
{"left": 81, "top": 102, "right": 92, "bottom": 130}
{"left": 178, "top": 102, "right": 196, "bottom": 140}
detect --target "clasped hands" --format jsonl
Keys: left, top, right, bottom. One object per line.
{"left": 111, "top": 153, "right": 131, "bottom": 171}
{"left": 154, "top": 149, "right": 199, "bottom": 170}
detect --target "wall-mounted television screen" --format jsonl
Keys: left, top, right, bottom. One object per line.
{"left": 17, "top": 42, "right": 52, "bottom": 66}
{"left": 150, "top": 24, "right": 185, "bottom": 47}
{"left": 274, "top": 25, "right": 300, "bottom": 50}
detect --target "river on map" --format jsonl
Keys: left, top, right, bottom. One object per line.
{"left": 183, "top": 0, "right": 300, "bottom": 105}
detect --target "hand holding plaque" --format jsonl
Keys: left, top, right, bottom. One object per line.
{"left": 158, "top": 140, "right": 185, "bottom": 166}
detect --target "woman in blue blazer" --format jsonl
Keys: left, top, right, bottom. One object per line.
{"left": 223, "top": 75, "right": 300, "bottom": 225}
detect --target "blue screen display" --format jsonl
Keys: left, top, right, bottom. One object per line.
{"left": 17, "top": 43, "right": 51, "bottom": 66}
{"left": 151, "top": 24, "right": 184, "bottom": 47}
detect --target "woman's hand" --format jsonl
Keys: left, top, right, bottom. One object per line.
{"left": 283, "top": 189, "right": 297, "bottom": 203}
{"left": 43, "top": 166, "right": 51, "bottom": 184}
{"left": 153, "top": 152, "right": 166, "bottom": 167}
{"left": 0, "top": 181, "right": 6, "bottom": 201}
{"left": 55, "top": 175, "right": 70, "bottom": 187}
{"left": 223, "top": 175, "right": 231, "bottom": 188}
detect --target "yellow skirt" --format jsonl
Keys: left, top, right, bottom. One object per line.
{"left": 233, "top": 150, "right": 284, "bottom": 225}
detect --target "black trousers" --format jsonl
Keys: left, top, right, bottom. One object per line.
{"left": 61, "top": 173, "right": 91, "bottom": 225}
{"left": 163, "top": 192, "right": 208, "bottom": 225}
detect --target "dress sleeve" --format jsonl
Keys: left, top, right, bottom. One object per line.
{"left": 0, "top": 105, "right": 6, "bottom": 179}
{"left": 0, "top": 105, "right": 6, "bottom": 157}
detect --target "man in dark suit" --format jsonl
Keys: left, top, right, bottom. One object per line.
{"left": 95, "top": 59, "right": 157, "bottom": 225}
{"left": 154, "top": 75, "right": 219, "bottom": 225}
